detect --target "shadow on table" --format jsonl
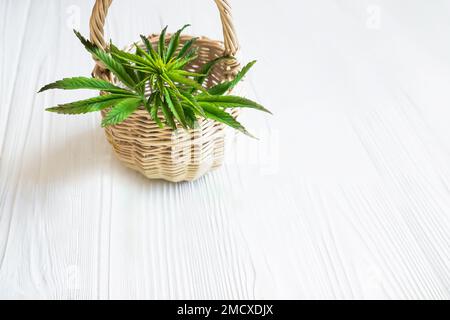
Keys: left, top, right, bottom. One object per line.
{"left": 20, "top": 128, "right": 177, "bottom": 187}
{"left": 22, "top": 128, "right": 211, "bottom": 188}
{"left": 19, "top": 128, "right": 104, "bottom": 185}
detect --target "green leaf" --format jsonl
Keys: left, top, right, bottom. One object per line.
{"left": 175, "top": 70, "right": 206, "bottom": 78}
{"left": 168, "top": 71, "right": 207, "bottom": 93}
{"left": 207, "top": 60, "right": 257, "bottom": 96}
{"left": 74, "top": 30, "right": 136, "bottom": 89}
{"left": 160, "top": 73, "right": 178, "bottom": 91}
{"left": 170, "top": 47, "right": 198, "bottom": 70}
{"left": 140, "top": 35, "right": 158, "bottom": 59}
{"left": 101, "top": 98, "right": 142, "bottom": 127}
{"left": 73, "top": 29, "right": 97, "bottom": 53}
{"left": 166, "top": 24, "right": 190, "bottom": 62}
{"left": 133, "top": 46, "right": 147, "bottom": 87}
{"left": 176, "top": 37, "right": 198, "bottom": 59}
{"left": 202, "top": 104, "right": 255, "bottom": 138}
{"left": 108, "top": 42, "right": 141, "bottom": 86}
{"left": 169, "top": 53, "right": 198, "bottom": 72}
{"left": 39, "top": 77, "right": 130, "bottom": 94}
{"left": 160, "top": 99, "right": 177, "bottom": 130}
{"left": 196, "top": 95, "right": 272, "bottom": 114}
{"left": 184, "top": 48, "right": 198, "bottom": 62}
{"left": 108, "top": 44, "right": 149, "bottom": 94}
{"left": 133, "top": 43, "right": 159, "bottom": 69}
{"left": 163, "top": 87, "right": 187, "bottom": 128}
{"left": 143, "top": 92, "right": 155, "bottom": 115}
{"left": 178, "top": 91, "right": 206, "bottom": 117}
{"left": 195, "top": 56, "right": 229, "bottom": 86}
{"left": 46, "top": 94, "right": 132, "bottom": 114}
{"left": 152, "top": 95, "right": 164, "bottom": 128}
{"left": 128, "top": 65, "right": 156, "bottom": 73}
{"left": 158, "top": 26, "right": 168, "bottom": 59}
{"left": 133, "top": 75, "right": 151, "bottom": 92}
{"left": 110, "top": 42, "right": 151, "bottom": 68}
{"left": 156, "top": 78, "right": 166, "bottom": 97}
{"left": 182, "top": 105, "right": 199, "bottom": 129}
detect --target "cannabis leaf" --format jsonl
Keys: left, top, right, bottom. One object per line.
{"left": 206, "top": 60, "right": 257, "bottom": 96}
{"left": 74, "top": 31, "right": 137, "bottom": 90}
{"left": 166, "top": 24, "right": 190, "bottom": 62}
{"left": 39, "top": 26, "right": 271, "bottom": 136}
{"left": 195, "top": 56, "right": 229, "bottom": 88}
{"left": 202, "top": 104, "right": 254, "bottom": 138}
{"left": 196, "top": 95, "right": 272, "bottom": 114}
{"left": 39, "top": 77, "right": 131, "bottom": 95}
{"left": 46, "top": 94, "right": 132, "bottom": 115}
{"left": 101, "top": 98, "right": 142, "bottom": 127}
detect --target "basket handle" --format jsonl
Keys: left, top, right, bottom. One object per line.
{"left": 89, "top": 0, "right": 239, "bottom": 67}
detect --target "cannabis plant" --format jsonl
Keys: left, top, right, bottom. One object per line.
{"left": 39, "top": 25, "right": 271, "bottom": 136}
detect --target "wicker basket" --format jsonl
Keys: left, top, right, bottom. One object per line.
{"left": 89, "top": 0, "right": 241, "bottom": 182}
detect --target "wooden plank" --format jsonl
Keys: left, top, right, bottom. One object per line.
{"left": 0, "top": 0, "right": 449, "bottom": 299}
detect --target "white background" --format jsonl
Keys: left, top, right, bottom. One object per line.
{"left": 0, "top": 0, "right": 449, "bottom": 299}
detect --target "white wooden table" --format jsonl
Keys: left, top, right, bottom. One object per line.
{"left": 1, "top": 0, "right": 449, "bottom": 299}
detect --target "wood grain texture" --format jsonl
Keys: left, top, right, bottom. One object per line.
{"left": 0, "top": 0, "right": 449, "bottom": 299}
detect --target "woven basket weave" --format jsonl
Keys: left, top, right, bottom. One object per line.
{"left": 89, "top": 0, "right": 241, "bottom": 182}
